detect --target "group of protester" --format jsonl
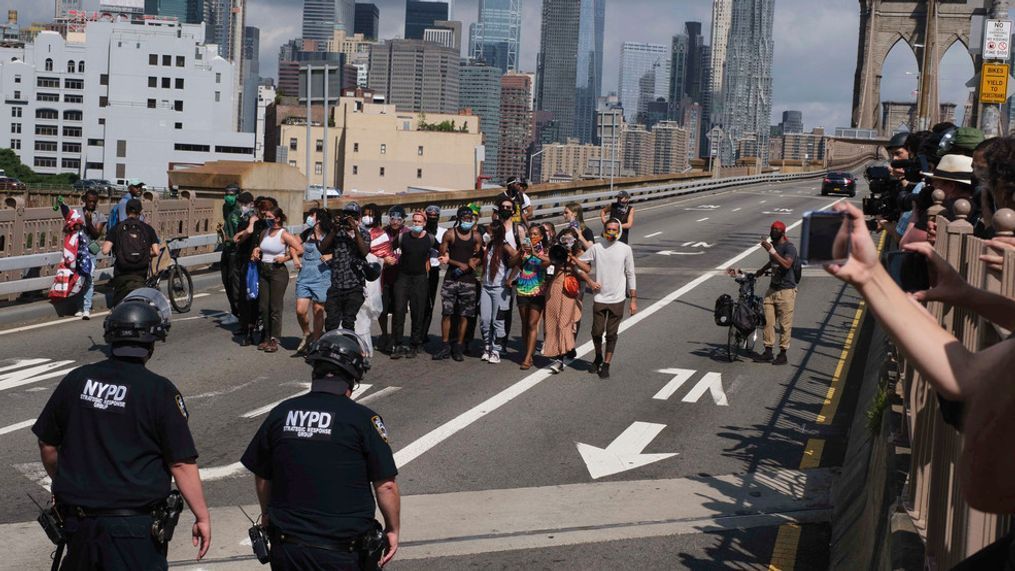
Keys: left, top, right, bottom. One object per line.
{"left": 215, "top": 178, "right": 639, "bottom": 377}
{"left": 823, "top": 123, "right": 1015, "bottom": 566}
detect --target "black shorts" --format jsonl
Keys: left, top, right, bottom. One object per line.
{"left": 517, "top": 295, "right": 546, "bottom": 310}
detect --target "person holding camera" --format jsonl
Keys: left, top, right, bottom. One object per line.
{"left": 241, "top": 329, "right": 400, "bottom": 570}
{"left": 251, "top": 207, "right": 303, "bottom": 353}
{"left": 33, "top": 301, "right": 211, "bottom": 569}
{"left": 749, "top": 220, "right": 799, "bottom": 366}
{"left": 321, "top": 203, "right": 371, "bottom": 331}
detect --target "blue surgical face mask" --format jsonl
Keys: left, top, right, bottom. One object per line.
{"left": 460, "top": 221, "right": 475, "bottom": 231}
{"left": 410, "top": 225, "right": 424, "bottom": 234}
{"left": 305, "top": 216, "right": 315, "bottom": 228}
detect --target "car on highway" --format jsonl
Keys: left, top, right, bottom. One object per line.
{"left": 73, "top": 178, "right": 116, "bottom": 196}
{"left": 0, "top": 176, "right": 26, "bottom": 191}
{"left": 821, "top": 172, "right": 856, "bottom": 197}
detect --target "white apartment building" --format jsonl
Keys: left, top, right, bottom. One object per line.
{"left": 0, "top": 18, "right": 253, "bottom": 187}
{"left": 255, "top": 83, "right": 276, "bottom": 161}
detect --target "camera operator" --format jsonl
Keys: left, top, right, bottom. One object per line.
{"left": 915, "top": 154, "right": 976, "bottom": 245}
{"left": 321, "top": 203, "right": 370, "bottom": 331}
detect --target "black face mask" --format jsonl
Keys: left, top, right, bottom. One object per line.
{"left": 498, "top": 208, "right": 513, "bottom": 220}
{"left": 426, "top": 217, "right": 438, "bottom": 232}
{"left": 770, "top": 230, "right": 783, "bottom": 242}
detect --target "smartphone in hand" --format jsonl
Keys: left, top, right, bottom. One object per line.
{"left": 882, "top": 251, "right": 931, "bottom": 293}
{"left": 800, "top": 210, "right": 851, "bottom": 266}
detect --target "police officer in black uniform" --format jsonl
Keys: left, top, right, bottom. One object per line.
{"left": 241, "top": 329, "right": 401, "bottom": 570}
{"left": 32, "top": 301, "right": 212, "bottom": 570}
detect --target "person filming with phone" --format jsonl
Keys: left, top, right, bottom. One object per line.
{"left": 729, "top": 221, "right": 800, "bottom": 366}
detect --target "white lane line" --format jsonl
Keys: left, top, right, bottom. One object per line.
{"left": 0, "top": 358, "right": 50, "bottom": 374}
{"left": 0, "top": 419, "right": 36, "bottom": 435}
{"left": 176, "top": 311, "right": 229, "bottom": 323}
{"left": 732, "top": 208, "right": 742, "bottom": 212}
{"left": 0, "top": 312, "right": 111, "bottom": 336}
{"left": 718, "top": 197, "right": 843, "bottom": 271}
{"left": 15, "top": 462, "right": 52, "bottom": 492}
{"left": 391, "top": 197, "right": 848, "bottom": 470}
{"left": 0, "top": 361, "right": 76, "bottom": 392}
{"left": 696, "top": 217, "right": 709, "bottom": 222}
{"left": 760, "top": 200, "right": 767, "bottom": 204}
{"left": 192, "top": 293, "right": 211, "bottom": 300}
{"left": 358, "top": 386, "right": 401, "bottom": 405}
{"left": 240, "top": 383, "right": 312, "bottom": 419}
{"left": 644, "top": 231, "right": 663, "bottom": 238}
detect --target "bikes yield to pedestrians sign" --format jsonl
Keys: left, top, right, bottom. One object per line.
{"left": 980, "top": 63, "right": 1010, "bottom": 104}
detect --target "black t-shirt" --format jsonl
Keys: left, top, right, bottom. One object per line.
{"left": 770, "top": 241, "right": 799, "bottom": 290}
{"left": 399, "top": 232, "right": 433, "bottom": 276}
{"left": 32, "top": 359, "right": 197, "bottom": 509}
{"left": 240, "top": 384, "right": 398, "bottom": 541}
{"left": 581, "top": 227, "right": 595, "bottom": 244}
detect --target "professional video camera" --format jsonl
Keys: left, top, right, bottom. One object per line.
{"left": 861, "top": 156, "right": 929, "bottom": 222}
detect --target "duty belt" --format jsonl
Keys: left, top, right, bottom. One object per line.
{"left": 60, "top": 505, "right": 153, "bottom": 518}
{"left": 271, "top": 529, "right": 359, "bottom": 553}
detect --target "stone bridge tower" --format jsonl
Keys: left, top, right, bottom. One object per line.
{"left": 852, "top": 0, "right": 988, "bottom": 132}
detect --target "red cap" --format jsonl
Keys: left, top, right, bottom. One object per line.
{"left": 771, "top": 221, "right": 787, "bottom": 232}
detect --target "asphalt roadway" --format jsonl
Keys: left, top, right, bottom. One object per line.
{"left": 0, "top": 177, "right": 869, "bottom": 570}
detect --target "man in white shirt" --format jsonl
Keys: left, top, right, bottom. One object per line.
{"left": 579, "top": 219, "right": 638, "bottom": 379}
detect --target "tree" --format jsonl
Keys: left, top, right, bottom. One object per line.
{"left": 0, "top": 148, "right": 78, "bottom": 184}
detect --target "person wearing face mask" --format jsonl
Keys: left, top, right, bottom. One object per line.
{"left": 600, "top": 191, "right": 635, "bottom": 244}
{"left": 493, "top": 197, "right": 525, "bottom": 353}
{"left": 230, "top": 192, "right": 260, "bottom": 345}
{"left": 510, "top": 224, "right": 551, "bottom": 370}
{"left": 579, "top": 219, "right": 638, "bottom": 379}
{"left": 368, "top": 205, "right": 406, "bottom": 354}
{"left": 219, "top": 184, "right": 243, "bottom": 322}
{"left": 478, "top": 220, "right": 517, "bottom": 364}
{"left": 435, "top": 207, "right": 482, "bottom": 361}
{"left": 747, "top": 221, "right": 800, "bottom": 366}
{"left": 251, "top": 207, "right": 303, "bottom": 353}
{"left": 390, "top": 211, "right": 435, "bottom": 359}
{"left": 421, "top": 205, "right": 447, "bottom": 346}
{"left": 294, "top": 208, "right": 333, "bottom": 356}
{"left": 498, "top": 177, "right": 533, "bottom": 225}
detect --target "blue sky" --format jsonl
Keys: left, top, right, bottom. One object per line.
{"left": 10, "top": 0, "right": 984, "bottom": 130}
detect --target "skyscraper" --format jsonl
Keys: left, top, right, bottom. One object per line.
{"left": 354, "top": 3, "right": 380, "bottom": 40}
{"left": 574, "top": 0, "right": 604, "bottom": 143}
{"left": 669, "top": 34, "right": 689, "bottom": 118}
{"left": 536, "top": 0, "right": 581, "bottom": 143}
{"left": 618, "top": 42, "right": 670, "bottom": 123}
{"left": 471, "top": 0, "right": 521, "bottom": 74}
{"left": 707, "top": 0, "right": 732, "bottom": 129}
{"left": 368, "top": 39, "right": 460, "bottom": 114}
{"left": 780, "top": 110, "right": 803, "bottom": 134}
{"left": 240, "top": 26, "right": 260, "bottom": 133}
{"left": 460, "top": 62, "right": 502, "bottom": 177}
{"left": 303, "top": 0, "right": 355, "bottom": 45}
{"left": 405, "top": 1, "right": 449, "bottom": 40}
{"left": 718, "top": 0, "right": 775, "bottom": 164}
{"left": 144, "top": 0, "right": 202, "bottom": 23}
{"left": 684, "top": 22, "right": 704, "bottom": 104}
{"left": 499, "top": 72, "right": 533, "bottom": 181}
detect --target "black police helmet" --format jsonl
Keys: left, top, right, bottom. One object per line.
{"left": 104, "top": 301, "right": 168, "bottom": 355}
{"left": 886, "top": 132, "right": 909, "bottom": 151}
{"left": 305, "top": 329, "right": 370, "bottom": 382}
{"left": 362, "top": 261, "right": 382, "bottom": 282}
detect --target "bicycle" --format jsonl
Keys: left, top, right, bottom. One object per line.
{"left": 723, "top": 272, "right": 766, "bottom": 362}
{"left": 146, "top": 236, "right": 194, "bottom": 313}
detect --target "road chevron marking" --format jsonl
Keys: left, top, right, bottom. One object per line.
{"left": 653, "top": 369, "right": 696, "bottom": 400}
{"left": 576, "top": 421, "right": 678, "bottom": 479}
{"left": 682, "top": 372, "right": 729, "bottom": 406}
{"left": 0, "top": 359, "right": 76, "bottom": 392}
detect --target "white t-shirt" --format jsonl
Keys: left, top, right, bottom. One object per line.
{"left": 429, "top": 226, "right": 448, "bottom": 267}
{"left": 579, "top": 240, "right": 637, "bottom": 304}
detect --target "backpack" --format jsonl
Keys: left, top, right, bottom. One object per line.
{"left": 107, "top": 202, "right": 121, "bottom": 231}
{"left": 732, "top": 296, "right": 763, "bottom": 334}
{"left": 113, "top": 219, "right": 152, "bottom": 271}
{"left": 714, "top": 294, "right": 734, "bottom": 327}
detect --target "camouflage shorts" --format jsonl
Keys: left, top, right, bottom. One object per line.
{"left": 441, "top": 279, "right": 478, "bottom": 317}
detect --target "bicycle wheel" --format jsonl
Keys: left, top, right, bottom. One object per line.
{"left": 726, "top": 324, "right": 738, "bottom": 362}
{"left": 167, "top": 265, "right": 193, "bottom": 313}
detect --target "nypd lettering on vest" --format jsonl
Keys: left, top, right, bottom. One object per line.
{"left": 80, "top": 378, "right": 129, "bottom": 412}
{"left": 283, "top": 410, "right": 334, "bottom": 441}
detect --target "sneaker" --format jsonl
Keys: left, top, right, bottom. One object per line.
{"left": 74, "top": 310, "right": 84, "bottom": 317}
{"left": 589, "top": 355, "right": 603, "bottom": 374}
{"left": 257, "top": 339, "right": 270, "bottom": 351}
{"left": 390, "top": 345, "right": 405, "bottom": 360}
{"left": 753, "top": 347, "right": 774, "bottom": 363}
{"left": 598, "top": 363, "right": 611, "bottom": 379}
{"left": 294, "top": 335, "right": 311, "bottom": 356}
{"left": 81, "top": 311, "right": 91, "bottom": 321}
{"left": 241, "top": 333, "right": 254, "bottom": 347}
{"left": 433, "top": 344, "right": 452, "bottom": 360}
{"left": 488, "top": 351, "right": 501, "bottom": 364}
{"left": 562, "top": 354, "right": 575, "bottom": 367}
{"left": 481, "top": 346, "right": 491, "bottom": 362}
{"left": 451, "top": 344, "right": 465, "bottom": 362}
{"left": 219, "top": 314, "right": 239, "bottom": 326}
{"left": 773, "top": 350, "right": 788, "bottom": 366}
{"left": 265, "top": 339, "right": 279, "bottom": 353}
{"left": 549, "top": 359, "right": 564, "bottom": 374}
{"left": 406, "top": 345, "right": 419, "bottom": 359}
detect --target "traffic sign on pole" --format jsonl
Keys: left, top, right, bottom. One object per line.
{"left": 983, "top": 19, "right": 1012, "bottom": 60}
{"left": 980, "top": 63, "right": 1010, "bottom": 104}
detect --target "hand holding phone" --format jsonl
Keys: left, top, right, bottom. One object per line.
{"left": 882, "top": 250, "right": 930, "bottom": 293}
{"left": 800, "top": 210, "right": 851, "bottom": 265}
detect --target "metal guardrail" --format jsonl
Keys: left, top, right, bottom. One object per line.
{"left": 0, "top": 161, "right": 869, "bottom": 298}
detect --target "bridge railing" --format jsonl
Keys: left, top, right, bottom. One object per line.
{"left": 0, "top": 155, "right": 875, "bottom": 299}
{"left": 894, "top": 199, "right": 1015, "bottom": 568}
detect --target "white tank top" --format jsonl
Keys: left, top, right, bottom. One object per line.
{"left": 260, "top": 229, "right": 286, "bottom": 263}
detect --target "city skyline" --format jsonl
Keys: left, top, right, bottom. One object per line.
{"left": 8, "top": 0, "right": 989, "bottom": 130}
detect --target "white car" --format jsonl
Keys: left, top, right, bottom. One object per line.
{"left": 306, "top": 185, "right": 341, "bottom": 200}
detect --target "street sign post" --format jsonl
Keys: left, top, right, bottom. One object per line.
{"left": 983, "top": 19, "right": 1012, "bottom": 60}
{"left": 980, "top": 63, "right": 1010, "bottom": 104}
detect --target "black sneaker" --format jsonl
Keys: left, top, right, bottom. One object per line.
{"left": 753, "top": 348, "right": 774, "bottom": 362}
{"left": 451, "top": 344, "right": 465, "bottom": 362}
{"left": 589, "top": 355, "right": 603, "bottom": 374}
{"left": 433, "top": 344, "right": 452, "bottom": 360}
{"left": 406, "top": 345, "right": 419, "bottom": 359}
{"left": 390, "top": 345, "right": 406, "bottom": 360}
{"left": 377, "top": 335, "right": 392, "bottom": 355}
{"left": 773, "top": 351, "right": 788, "bottom": 366}
{"left": 598, "top": 363, "right": 611, "bottom": 379}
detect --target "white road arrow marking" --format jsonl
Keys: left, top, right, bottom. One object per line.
{"left": 679, "top": 241, "right": 713, "bottom": 248}
{"left": 656, "top": 250, "right": 705, "bottom": 256}
{"left": 644, "top": 231, "right": 663, "bottom": 238}
{"left": 0, "top": 360, "right": 76, "bottom": 392}
{"left": 653, "top": 369, "right": 697, "bottom": 400}
{"left": 681, "top": 372, "right": 729, "bottom": 406}
{"left": 14, "top": 462, "right": 52, "bottom": 492}
{"left": 576, "top": 422, "right": 678, "bottom": 479}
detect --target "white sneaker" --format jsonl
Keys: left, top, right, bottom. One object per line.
{"left": 219, "top": 314, "right": 239, "bottom": 326}
{"left": 549, "top": 359, "right": 564, "bottom": 374}
{"left": 481, "top": 347, "right": 491, "bottom": 362}
{"left": 81, "top": 311, "right": 91, "bottom": 320}
{"left": 74, "top": 311, "right": 84, "bottom": 317}
{"left": 488, "top": 351, "right": 501, "bottom": 364}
